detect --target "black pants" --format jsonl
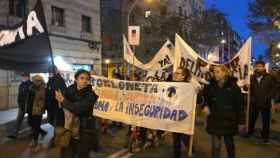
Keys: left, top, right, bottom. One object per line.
{"left": 211, "top": 135, "right": 235, "bottom": 158}
{"left": 61, "top": 131, "right": 97, "bottom": 158}
{"left": 28, "top": 115, "right": 45, "bottom": 142}
{"left": 173, "top": 133, "right": 190, "bottom": 158}
{"left": 47, "top": 106, "right": 65, "bottom": 127}
{"left": 248, "top": 106, "right": 271, "bottom": 140}
{"left": 14, "top": 108, "right": 25, "bottom": 135}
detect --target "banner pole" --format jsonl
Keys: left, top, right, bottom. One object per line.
{"left": 187, "top": 93, "right": 197, "bottom": 157}
{"left": 188, "top": 135, "right": 194, "bottom": 157}
{"left": 246, "top": 89, "right": 250, "bottom": 132}
{"left": 132, "top": 45, "right": 136, "bottom": 80}
{"left": 39, "top": 0, "right": 55, "bottom": 73}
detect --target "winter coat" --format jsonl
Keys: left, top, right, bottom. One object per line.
{"left": 27, "top": 83, "right": 46, "bottom": 116}
{"left": 17, "top": 80, "right": 33, "bottom": 110}
{"left": 61, "top": 84, "right": 98, "bottom": 132}
{"left": 250, "top": 73, "right": 275, "bottom": 108}
{"left": 45, "top": 74, "right": 66, "bottom": 126}
{"left": 203, "top": 77, "right": 245, "bottom": 136}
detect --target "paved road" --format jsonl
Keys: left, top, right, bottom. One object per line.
{"left": 0, "top": 113, "right": 279, "bottom": 158}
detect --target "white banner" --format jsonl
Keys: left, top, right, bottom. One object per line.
{"left": 174, "top": 34, "right": 252, "bottom": 88}
{"left": 124, "top": 35, "right": 174, "bottom": 80}
{"left": 123, "top": 35, "right": 174, "bottom": 71}
{"left": 91, "top": 75, "right": 197, "bottom": 135}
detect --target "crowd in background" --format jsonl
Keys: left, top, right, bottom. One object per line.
{"left": 6, "top": 61, "right": 280, "bottom": 158}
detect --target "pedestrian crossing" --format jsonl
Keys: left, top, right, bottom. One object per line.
{"left": 107, "top": 149, "right": 134, "bottom": 158}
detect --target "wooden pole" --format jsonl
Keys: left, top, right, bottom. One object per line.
{"left": 246, "top": 91, "right": 250, "bottom": 132}
{"left": 188, "top": 135, "right": 194, "bottom": 157}
{"left": 131, "top": 45, "right": 136, "bottom": 80}
{"left": 187, "top": 94, "right": 197, "bottom": 157}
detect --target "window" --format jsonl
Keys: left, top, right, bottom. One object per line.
{"left": 9, "top": 0, "right": 28, "bottom": 18}
{"left": 51, "top": 6, "right": 65, "bottom": 27}
{"left": 81, "top": 15, "right": 92, "bottom": 33}
{"left": 178, "top": 7, "right": 182, "bottom": 16}
{"left": 145, "top": 10, "right": 151, "bottom": 18}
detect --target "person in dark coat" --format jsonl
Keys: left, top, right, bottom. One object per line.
{"left": 202, "top": 65, "right": 245, "bottom": 158}
{"left": 7, "top": 73, "right": 33, "bottom": 139}
{"left": 55, "top": 69, "right": 98, "bottom": 158}
{"left": 46, "top": 66, "right": 67, "bottom": 127}
{"left": 27, "top": 75, "right": 47, "bottom": 148}
{"left": 246, "top": 61, "right": 275, "bottom": 143}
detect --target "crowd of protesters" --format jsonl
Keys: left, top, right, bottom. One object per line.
{"left": 6, "top": 60, "right": 280, "bottom": 158}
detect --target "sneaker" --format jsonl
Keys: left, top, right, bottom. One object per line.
{"left": 262, "top": 139, "right": 271, "bottom": 145}
{"left": 242, "top": 133, "right": 253, "bottom": 138}
{"left": 47, "top": 138, "right": 55, "bottom": 149}
{"left": 6, "top": 134, "right": 17, "bottom": 139}
{"left": 29, "top": 139, "right": 38, "bottom": 148}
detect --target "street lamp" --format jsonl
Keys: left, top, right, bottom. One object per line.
{"left": 277, "top": 42, "right": 280, "bottom": 49}
{"left": 105, "top": 59, "right": 110, "bottom": 77}
{"left": 105, "top": 59, "right": 110, "bottom": 64}
{"left": 221, "top": 39, "right": 227, "bottom": 44}
{"left": 127, "top": 0, "right": 155, "bottom": 32}
{"left": 126, "top": 0, "right": 154, "bottom": 80}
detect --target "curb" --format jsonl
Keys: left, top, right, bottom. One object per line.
{"left": 0, "top": 116, "right": 48, "bottom": 139}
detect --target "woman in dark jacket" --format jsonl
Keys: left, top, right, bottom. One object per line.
{"left": 202, "top": 65, "right": 245, "bottom": 158}
{"left": 55, "top": 70, "right": 98, "bottom": 158}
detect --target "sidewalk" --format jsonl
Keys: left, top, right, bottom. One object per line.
{"left": 0, "top": 108, "right": 47, "bottom": 139}
{"left": 0, "top": 108, "right": 20, "bottom": 125}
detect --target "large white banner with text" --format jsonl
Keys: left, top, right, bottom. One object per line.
{"left": 91, "top": 75, "right": 197, "bottom": 135}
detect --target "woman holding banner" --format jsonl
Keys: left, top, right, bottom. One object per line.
{"left": 172, "top": 67, "right": 194, "bottom": 158}
{"left": 55, "top": 70, "right": 99, "bottom": 158}
{"left": 202, "top": 65, "right": 245, "bottom": 158}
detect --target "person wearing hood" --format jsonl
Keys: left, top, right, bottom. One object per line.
{"left": 46, "top": 66, "right": 67, "bottom": 148}
{"left": 46, "top": 65, "right": 67, "bottom": 127}
{"left": 55, "top": 69, "right": 98, "bottom": 158}
{"left": 27, "top": 75, "right": 47, "bottom": 148}
{"left": 246, "top": 61, "right": 275, "bottom": 143}
{"left": 202, "top": 65, "right": 245, "bottom": 158}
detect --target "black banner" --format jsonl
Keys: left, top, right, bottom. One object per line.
{"left": 0, "top": 0, "right": 53, "bottom": 73}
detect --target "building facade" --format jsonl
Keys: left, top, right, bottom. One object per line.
{"left": 0, "top": 0, "right": 102, "bottom": 109}
{"left": 167, "top": 0, "right": 204, "bottom": 16}
{"left": 214, "top": 10, "right": 242, "bottom": 63}
{"left": 100, "top": 0, "right": 123, "bottom": 76}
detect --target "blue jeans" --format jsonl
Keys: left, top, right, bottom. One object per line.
{"left": 211, "top": 135, "right": 235, "bottom": 158}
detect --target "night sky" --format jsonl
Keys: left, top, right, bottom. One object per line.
{"left": 205, "top": 0, "right": 267, "bottom": 59}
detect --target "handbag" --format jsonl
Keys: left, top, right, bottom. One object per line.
{"left": 54, "top": 127, "right": 72, "bottom": 148}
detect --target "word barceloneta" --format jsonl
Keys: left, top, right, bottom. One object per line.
{"left": 90, "top": 78, "right": 159, "bottom": 93}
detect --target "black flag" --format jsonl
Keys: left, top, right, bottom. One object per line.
{"left": 0, "top": 0, "right": 53, "bottom": 73}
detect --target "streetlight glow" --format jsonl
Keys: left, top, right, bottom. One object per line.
{"left": 145, "top": 10, "right": 151, "bottom": 18}
{"left": 221, "top": 39, "right": 226, "bottom": 44}
{"left": 277, "top": 42, "right": 280, "bottom": 49}
{"left": 105, "top": 59, "right": 111, "bottom": 64}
